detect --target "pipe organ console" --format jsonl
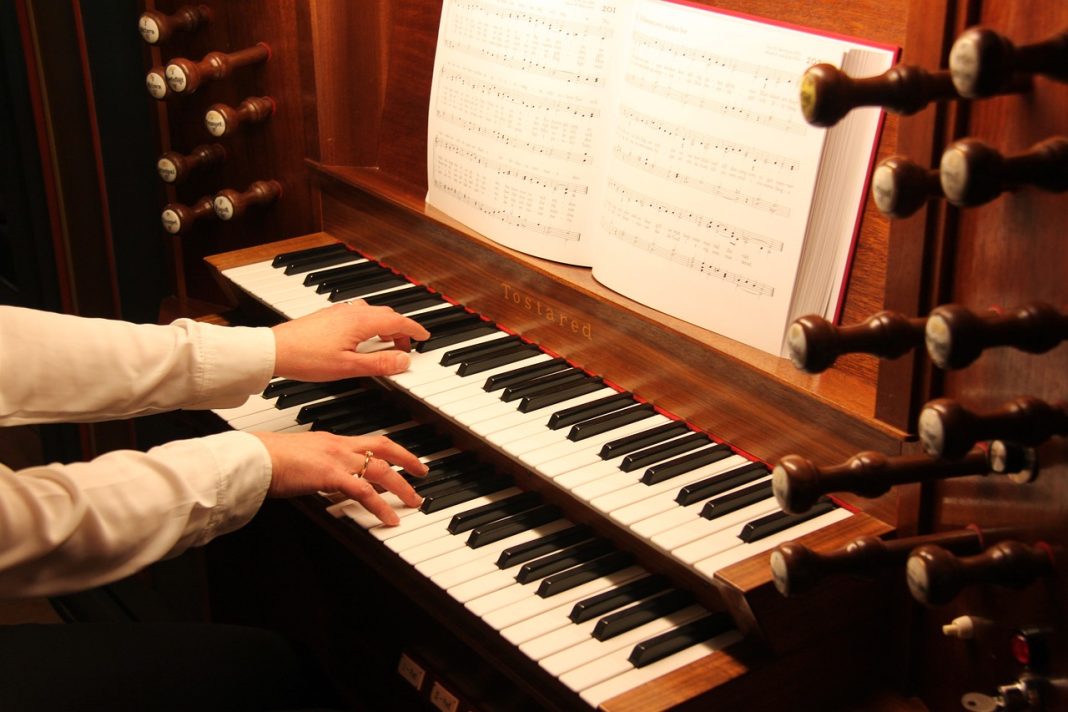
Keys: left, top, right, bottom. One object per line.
{"left": 133, "top": 1, "right": 1067, "bottom": 709}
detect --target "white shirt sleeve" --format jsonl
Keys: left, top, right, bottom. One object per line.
{"left": 0, "top": 431, "right": 271, "bottom": 598}
{"left": 0, "top": 306, "right": 278, "bottom": 597}
{"left": 0, "top": 305, "right": 276, "bottom": 425}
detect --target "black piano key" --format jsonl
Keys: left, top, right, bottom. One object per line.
{"left": 598, "top": 421, "right": 691, "bottom": 460}
{"left": 440, "top": 335, "right": 522, "bottom": 366}
{"left": 547, "top": 392, "right": 635, "bottom": 430}
{"left": 738, "top": 499, "right": 836, "bottom": 543}
{"left": 536, "top": 550, "right": 634, "bottom": 598}
{"left": 466, "top": 504, "right": 562, "bottom": 548}
{"left": 418, "top": 312, "right": 488, "bottom": 333}
{"left": 699, "top": 481, "right": 773, "bottom": 520}
{"left": 628, "top": 613, "right": 735, "bottom": 668}
{"left": 384, "top": 423, "right": 437, "bottom": 447}
{"left": 363, "top": 285, "right": 439, "bottom": 309}
{"left": 315, "top": 408, "right": 409, "bottom": 435}
{"left": 591, "top": 589, "right": 694, "bottom": 641}
{"left": 283, "top": 249, "right": 361, "bottom": 275}
{"left": 318, "top": 266, "right": 396, "bottom": 292}
{"left": 446, "top": 491, "right": 543, "bottom": 535}
{"left": 517, "top": 377, "right": 606, "bottom": 413}
{"left": 640, "top": 446, "right": 731, "bottom": 485}
{"left": 419, "top": 474, "right": 513, "bottom": 513}
{"left": 295, "top": 389, "right": 380, "bottom": 424}
{"left": 272, "top": 243, "right": 349, "bottom": 268}
{"left": 483, "top": 358, "right": 570, "bottom": 392}
{"left": 567, "top": 403, "right": 655, "bottom": 441}
{"left": 495, "top": 525, "right": 593, "bottom": 569}
{"left": 568, "top": 575, "right": 672, "bottom": 623}
{"left": 407, "top": 453, "right": 481, "bottom": 486}
{"left": 262, "top": 378, "right": 310, "bottom": 398}
{"left": 620, "top": 432, "right": 712, "bottom": 472}
{"left": 514, "top": 538, "right": 615, "bottom": 584}
{"left": 417, "top": 323, "right": 501, "bottom": 353}
{"left": 415, "top": 464, "right": 497, "bottom": 497}
{"left": 457, "top": 344, "right": 543, "bottom": 376}
{"left": 676, "top": 461, "right": 769, "bottom": 506}
{"left": 395, "top": 295, "right": 450, "bottom": 315}
{"left": 274, "top": 378, "right": 365, "bottom": 409}
{"left": 500, "top": 369, "right": 586, "bottom": 403}
{"left": 386, "top": 425, "right": 452, "bottom": 457}
{"left": 423, "top": 451, "right": 479, "bottom": 477}
{"left": 328, "top": 275, "right": 409, "bottom": 301}
{"left": 307, "top": 261, "right": 384, "bottom": 290}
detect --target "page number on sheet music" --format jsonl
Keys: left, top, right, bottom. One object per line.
{"left": 429, "top": 681, "right": 460, "bottom": 712}
{"left": 396, "top": 653, "right": 426, "bottom": 691}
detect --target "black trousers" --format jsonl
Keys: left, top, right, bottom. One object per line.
{"left": 0, "top": 622, "right": 344, "bottom": 712}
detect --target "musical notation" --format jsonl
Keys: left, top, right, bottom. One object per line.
{"left": 612, "top": 145, "right": 791, "bottom": 217}
{"left": 434, "top": 136, "right": 590, "bottom": 196}
{"left": 601, "top": 221, "right": 776, "bottom": 297}
{"left": 606, "top": 181, "right": 785, "bottom": 254}
{"left": 618, "top": 106, "right": 799, "bottom": 173}
{"left": 433, "top": 179, "right": 583, "bottom": 242}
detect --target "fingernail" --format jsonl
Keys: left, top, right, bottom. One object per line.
{"left": 389, "top": 351, "right": 411, "bottom": 372}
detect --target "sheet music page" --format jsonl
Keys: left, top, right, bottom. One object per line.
{"left": 589, "top": 0, "right": 854, "bottom": 354}
{"left": 426, "top": 0, "right": 632, "bottom": 266}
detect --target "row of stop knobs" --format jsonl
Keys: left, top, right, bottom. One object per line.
{"left": 137, "top": 9, "right": 280, "bottom": 234}
{"left": 161, "top": 180, "right": 281, "bottom": 235}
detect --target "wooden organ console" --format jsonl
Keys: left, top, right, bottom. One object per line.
{"left": 137, "top": 0, "right": 1068, "bottom": 709}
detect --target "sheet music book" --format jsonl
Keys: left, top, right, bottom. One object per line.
{"left": 425, "top": 0, "right": 895, "bottom": 356}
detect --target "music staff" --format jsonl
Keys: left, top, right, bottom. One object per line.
{"left": 432, "top": 180, "right": 583, "bottom": 242}
{"left": 608, "top": 182, "right": 784, "bottom": 254}
{"left": 434, "top": 136, "right": 589, "bottom": 196}
{"left": 612, "top": 146, "right": 790, "bottom": 217}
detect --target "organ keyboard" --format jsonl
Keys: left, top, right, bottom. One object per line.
{"left": 207, "top": 234, "right": 895, "bottom": 710}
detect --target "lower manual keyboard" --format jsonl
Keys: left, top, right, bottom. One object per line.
{"left": 213, "top": 241, "right": 851, "bottom": 705}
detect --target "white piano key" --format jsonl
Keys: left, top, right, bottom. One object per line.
{"left": 578, "top": 629, "right": 743, "bottom": 705}
{"left": 483, "top": 566, "right": 646, "bottom": 632}
{"left": 587, "top": 452, "right": 747, "bottom": 514}
{"left": 624, "top": 474, "right": 771, "bottom": 537}
{"left": 691, "top": 507, "right": 851, "bottom": 580}
{"left": 650, "top": 497, "right": 780, "bottom": 553}
{"left": 540, "top": 604, "right": 707, "bottom": 678}
{"left": 526, "top": 416, "right": 673, "bottom": 473}
{"left": 422, "top": 519, "right": 573, "bottom": 585}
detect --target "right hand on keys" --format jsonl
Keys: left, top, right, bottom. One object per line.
{"left": 253, "top": 431, "right": 429, "bottom": 525}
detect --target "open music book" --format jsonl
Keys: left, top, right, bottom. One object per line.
{"left": 425, "top": 0, "right": 895, "bottom": 356}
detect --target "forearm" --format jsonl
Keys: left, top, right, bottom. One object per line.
{"left": 0, "top": 306, "right": 275, "bottom": 425}
{"left": 0, "top": 431, "right": 271, "bottom": 598}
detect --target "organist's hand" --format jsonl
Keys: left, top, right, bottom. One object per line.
{"left": 253, "top": 431, "right": 429, "bottom": 525}
{"left": 271, "top": 302, "right": 431, "bottom": 382}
